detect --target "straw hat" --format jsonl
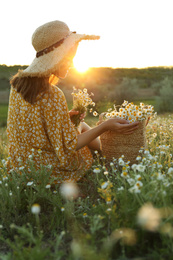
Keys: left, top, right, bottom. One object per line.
{"left": 18, "top": 20, "right": 100, "bottom": 77}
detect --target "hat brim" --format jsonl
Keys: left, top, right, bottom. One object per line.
{"left": 18, "top": 33, "right": 100, "bottom": 78}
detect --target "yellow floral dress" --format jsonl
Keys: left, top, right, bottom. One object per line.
{"left": 7, "top": 85, "right": 93, "bottom": 183}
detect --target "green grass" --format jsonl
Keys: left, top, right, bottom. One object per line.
{"left": 0, "top": 115, "right": 173, "bottom": 259}
{"left": 0, "top": 104, "right": 8, "bottom": 127}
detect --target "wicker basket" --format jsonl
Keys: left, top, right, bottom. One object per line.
{"left": 100, "top": 120, "right": 147, "bottom": 165}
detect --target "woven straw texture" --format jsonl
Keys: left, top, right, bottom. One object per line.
{"left": 100, "top": 121, "right": 147, "bottom": 165}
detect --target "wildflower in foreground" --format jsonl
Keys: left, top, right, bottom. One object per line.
{"left": 93, "top": 167, "right": 101, "bottom": 174}
{"left": 111, "top": 228, "right": 137, "bottom": 246}
{"left": 31, "top": 204, "right": 41, "bottom": 214}
{"left": 60, "top": 182, "right": 79, "bottom": 200}
{"left": 117, "top": 186, "right": 124, "bottom": 191}
{"left": 168, "top": 167, "right": 173, "bottom": 175}
{"left": 101, "top": 182, "right": 108, "bottom": 189}
{"left": 137, "top": 203, "right": 161, "bottom": 232}
{"left": 121, "top": 172, "right": 129, "bottom": 178}
{"left": 71, "top": 240, "right": 82, "bottom": 258}
{"left": 27, "top": 181, "right": 33, "bottom": 186}
{"left": 136, "top": 164, "right": 145, "bottom": 172}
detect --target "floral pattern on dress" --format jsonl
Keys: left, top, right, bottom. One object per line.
{"left": 7, "top": 85, "right": 93, "bottom": 183}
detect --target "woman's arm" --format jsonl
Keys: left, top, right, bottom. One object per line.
{"left": 76, "top": 118, "right": 139, "bottom": 151}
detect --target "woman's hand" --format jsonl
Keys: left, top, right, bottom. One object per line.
{"left": 69, "top": 109, "right": 86, "bottom": 122}
{"left": 103, "top": 118, "right": 139, "bottom": 135}
{"left": 76, "top": 118, "right": 139, "bottom": 151}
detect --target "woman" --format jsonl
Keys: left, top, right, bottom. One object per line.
{"left": 7, "top": 20, "right": 139, "bottom": 183}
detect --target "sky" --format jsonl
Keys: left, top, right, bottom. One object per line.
{"left": 1, "top": 0, "right": 173, "bottom": 71}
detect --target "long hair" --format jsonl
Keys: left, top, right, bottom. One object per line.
{"left": 10, "top": 73, "right": 59, "bottom": 104}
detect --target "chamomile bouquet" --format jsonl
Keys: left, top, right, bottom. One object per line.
{"left": 71, "top": 87, "right": 96, "bottom": 127}
{"left": 105, "top": 100, "right": 156, "bottom": 123}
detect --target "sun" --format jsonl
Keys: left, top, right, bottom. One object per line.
{"left": 73, "top": 43, "right": 94, "bottom": 73}
{"left": 73, "top": 55, "right": 90, "bottom": 73}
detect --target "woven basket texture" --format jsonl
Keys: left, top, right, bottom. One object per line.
{"left": 100, "top": 121, "right": 147, "bottom": 165}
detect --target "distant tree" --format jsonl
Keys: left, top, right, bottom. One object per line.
{"left": 112, "top": 77, "right": 139, "bottom": 106}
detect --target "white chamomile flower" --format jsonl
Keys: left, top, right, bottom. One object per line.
{"left": 27, "top": 181, "right": 33, "bottom": 186}
{"left": 136, "top": 164, "right": 145, "bottom": 172}
{"left": 31, "top": 204, "right": 41, "bottom": 214}
{"left": 168, "top": 167, "right": 173, "bottom": 175}
{"left": 93, "top": 168, "right": 101, "bottom": 174}
{"left": 101, "top": 182, "right": 108, "bottom": 189}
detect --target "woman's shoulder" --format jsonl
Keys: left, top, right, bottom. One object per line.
{"left": 40, "top": 85, "right": 66, "bottom": 107}
{"left": 50, "top": 85, "right": 66, "bottom": 101}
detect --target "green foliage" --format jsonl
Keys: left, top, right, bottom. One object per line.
{"left": 0, "top": 114, "right": 173, "bottom": 259}
{"left": 153, "top": 77, "right": 173, "bottom": 113}
{"left": 111, "top": 77, "right": 139, "bottom": 105}
{"left": 1, "top": 65, "right": 173, "bottom": 114}
{"left": 0, "top": 105, "right": 8, "bottom": 127}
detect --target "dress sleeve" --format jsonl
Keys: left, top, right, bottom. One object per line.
{"left": 42, "top": 86, "right": 78, "bottom": 167}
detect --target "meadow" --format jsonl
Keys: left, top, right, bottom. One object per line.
{"left": 0, "top": 65, "right": 173, "bottom": 259}
{"left": 0, "top": 113, "right": 173, "bottom": 259}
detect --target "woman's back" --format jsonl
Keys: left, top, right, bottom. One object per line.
{"left": 7, "top": 85, "right": 93, "bottom": 183}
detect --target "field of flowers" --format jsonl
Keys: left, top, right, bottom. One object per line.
{"left": 0, "top": 114, "right": 173, "bottom": 260}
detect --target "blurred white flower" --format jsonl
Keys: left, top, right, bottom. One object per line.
{"left": 137, "top": 203, "right": 161, "bottom": 232}
{"left": 1, "top": 159, "right": 6, "bottom": 167}
{"left": 71, "top": 240, "right": 82, "bottom": 257}
{"left": 60, "top": 182, "right": 79, "bottom": 200}
{"left": 31, "top": 204, "right": 41, "bottom": 214}
{"left": 93, "top": 167, "right": 101, "bottom": 174}
{"left": 131, "top": 164, "right": 138, "bottom": 172}
{"left": 127, "top": 178, "right": 135, "bottom": 186}
{"left": 45, "top": 184, "right": 51, "bottom": 189}
{"left": 135, "top": 181, "right": 143, "bottom": 188}
{"left": 101, "top": 182, "right": 108, "bottom": 189}
{"left": 121, "top": 172, "right": 129, "bottom": 178}
{"left": 136, "top": 174, "right": 142, "bottom": 181}
{"left": 83, "top": 213, "right": 88, "bottom": 218}
{"left": 129, "top": 185, "right": 141, "bottom": 194}
{"left": 157, "top": 172, "right": 165, "bottom": 181}
{"left": 136, "top": 164, "right": 145, "bottom": 172}
{"left": 144, "top": 150, "right": 150, "bottom": 155}
{"left": 118, "top": 186, "right": 124, "bottom": 191}
{"left": 27, "top": 181, "right": 33, "bottom": 186}
{"left": 119, "top": 158, "right": 125, "bottom": 166}
{"left": 168, "top": 167, "right": 173, "bottom": 175}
